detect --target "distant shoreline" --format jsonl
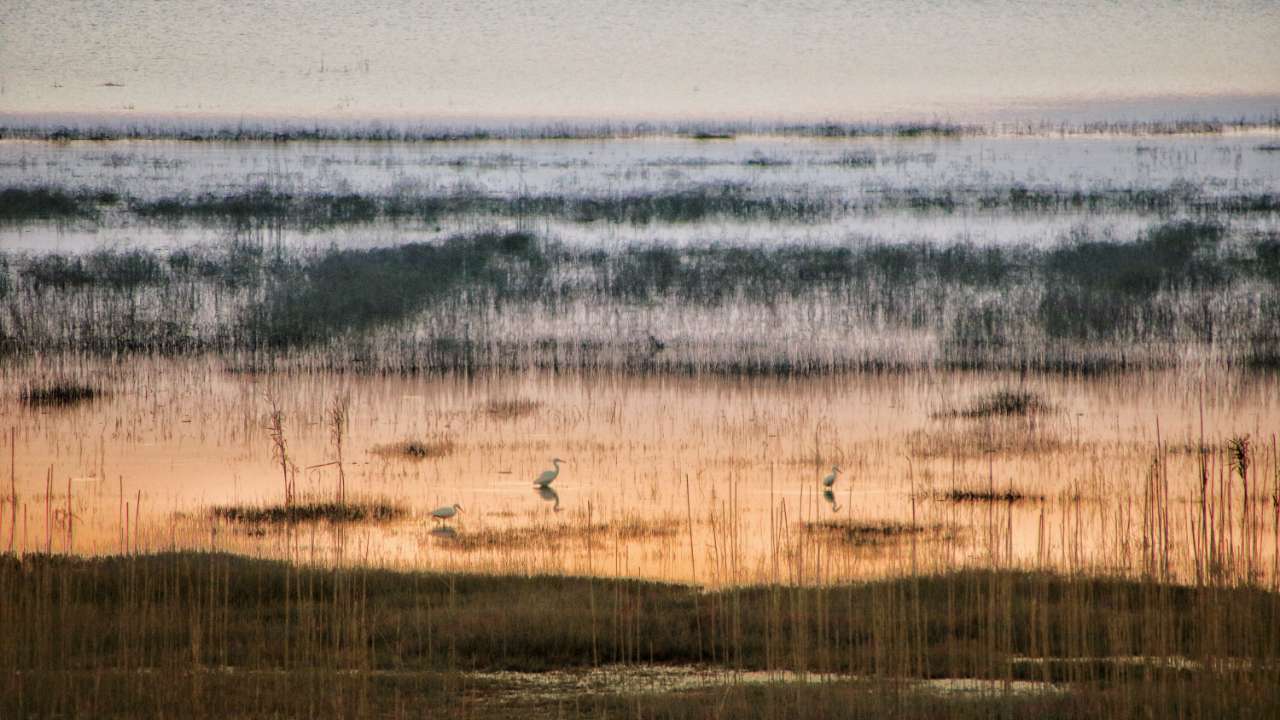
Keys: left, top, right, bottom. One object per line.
{"left": 2, "top": 105, "right": 1279, "bottom": 144}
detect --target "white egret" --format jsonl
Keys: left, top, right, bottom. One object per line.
{"left": 822, "top": 465, "right": 841, "bottom": 488}
{"left": 430, "top": 504, "right": 463, "bottom": 523}
{"left": 534, "top": 458, "right": 564, "bottom": 487}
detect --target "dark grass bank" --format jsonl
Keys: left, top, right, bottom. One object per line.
{"left": 2, "top": 553, "right": 1279, "bottom": 718}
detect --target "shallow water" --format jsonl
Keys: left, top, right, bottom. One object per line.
{"left": 3, "top": 131, "right": 1278, "bottom": 254}
{"left": 5, "top": 133, "right": 1278, "bottom": 201}
{"left": 4, "top": 359, "right": 1276, "bottom": 586}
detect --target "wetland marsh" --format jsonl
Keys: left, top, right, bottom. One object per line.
{"left": 3, "top": 120, "right": 1280, "bottom": 717}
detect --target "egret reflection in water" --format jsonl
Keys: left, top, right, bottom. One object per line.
{"left": 429, "top": 526, "right": 458, "bottom": 540}
{"left": 823, "top": 489, "right": 842, "bottom": 513}
{"left": 536, "top": 485, "right": 563, "bottom": 512}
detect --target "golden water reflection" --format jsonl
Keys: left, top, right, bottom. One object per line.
{"left": 3, "top": 357, "right": 1277, "bottom": 586}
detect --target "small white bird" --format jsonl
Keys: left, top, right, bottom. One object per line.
{"left": 822, "top": 465, "right": 841, "bottom": 488}
{"left": 430, "top": 504, "right": 463, "bottom": 523}
{"left": 534, "top": 458, "right": 565, "bottom": 488}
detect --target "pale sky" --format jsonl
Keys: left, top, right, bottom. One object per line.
{"left": 2, "top": 0, "right": 1278, "bottom": 121}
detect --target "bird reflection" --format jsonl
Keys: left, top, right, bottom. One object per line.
{"left": 429, "top": 526, "right": 458, "bottom": 540}
{"left": 823, "top": 489, "right": 842, "bottom": 513}
{"left": 536, "top": 485, "right": 563, "bottom": 512}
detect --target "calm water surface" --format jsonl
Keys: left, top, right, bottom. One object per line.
{"left": 4, "top": 360, "right": 1276, "bottom": 585}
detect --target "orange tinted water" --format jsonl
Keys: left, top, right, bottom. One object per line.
{"left": 4, "top": 356, "right": 1277, "bottom": 586}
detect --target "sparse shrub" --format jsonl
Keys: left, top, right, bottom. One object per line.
{"left": 210, "top": 500, "right": 406, "bottom": 524}
{"left": 247, "top": 231, "right": 547, "bottom": 344}
{"left": 1045, "top": 221, "right": 1225, "bottom": 297}
{"left": 373, "top": 438, "right": 456, "bottom": 460}
{"left": 803, "top": 520, "right": 962, "bottom": 545}
{"left": 20, "top": 381, "right": 100, "bottom": 407}
{"left": 84, "top": 249, "right": 164, "bottom": 287}
{"left": 954, "top": 389, "right": 1048, "bottom": 418}
{"left": 484, "top": 397, "right": 541, "bottom": 419}
{"left": 0, "top": 186, "right": 93, "bottom": 221}
{"left": 938, "top": 487, "right": 1044, "bottom": 503}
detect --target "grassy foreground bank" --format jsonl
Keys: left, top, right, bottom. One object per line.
{"left": 2, "top": 553, "right": 1278, "bottom": 718}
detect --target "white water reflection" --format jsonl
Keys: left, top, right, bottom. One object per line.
{"left": 3, "top": 132, "right": 1278, "bottom": 254}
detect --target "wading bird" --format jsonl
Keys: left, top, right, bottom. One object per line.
{"left": 430, "top": 504, "right": 462, "bottom": 523}
{"left": 534, "top": 458, "right": 564, "bottom": 487}
{"left": 822, "top": 465, "right": 841, "bottom": 488}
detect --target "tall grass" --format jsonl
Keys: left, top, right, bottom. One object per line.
{"left": 3, "top": 182, "right": 1278, "bottom": 225}
{"left": 1, "top": 114, "right": 1275, "bottom": 143}
{"left": 2, "top": 222, "right": 1277, "bottom": 371}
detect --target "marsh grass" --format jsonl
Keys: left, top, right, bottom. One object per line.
{"left": 949, "top": 389, "right": 1050, "bottom": 419}
{"left": 209, "top": 499, "right": 406, "bottom": 524}
{"left": 442, "top": 517, "right": 682, "bottom": 552}
{"left": 6, "top": 218, "right": 1272, "bottom": 372}
{"left": 371, "top": 437, "right": 456, "bottom": 460}
{"left": 117, "top": 183, "right": 836, "bottom": 227}
{"left": 4, "top": 181, "right": 1278, "bottom": 231}
{"left": 483, "top": 397, "right": 541, "bottom": 420}
{"left": 19, "top": 381, "right": 100, "bottom": 407}
{"left": 802, "top": 519, "right": 963, "bottom": 546}
{"left": 0, "top": 186, "right": 118, "bottom": 222}
{"left": 18, "top": 249, "right": 164, "bottom": 290}
{"left": 907, "top": 425, "right": 1064, "bottom": 458}
{"left": 938, "top": 488, "right": 1045, "bottom": 504}
{"left": 5, "top": 115, "right": 1274, "bottom": 144}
